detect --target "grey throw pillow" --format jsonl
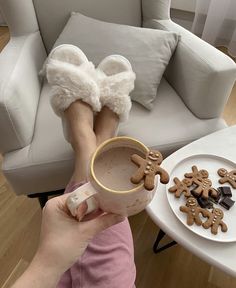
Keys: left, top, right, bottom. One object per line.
{"left": 53, "top": 12, "right": 179, "bottom": 110}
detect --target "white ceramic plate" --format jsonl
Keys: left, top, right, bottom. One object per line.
{"left": 166, "top": 154, "right": 236, "bottom": 242}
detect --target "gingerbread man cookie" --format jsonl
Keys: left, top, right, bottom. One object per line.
{"left": 168, "top": 177, "right": 192, "bottom": 198}
{"left": 191, "top": 178, "right": 218, "bottom": 199}
{"left": 218, "top": 168, "right": 236, "bottom": 189}
{"left": 202, "top": 208, "right": 228, "bottom": 235}
{"left": 130, "top": 150, "right": 169, "bottom": 191}
{"left": 180, "top": 197, "right": 208, "bottom": 226}
{"left": 184, "top": 165, "right": 209, "bottom": 185}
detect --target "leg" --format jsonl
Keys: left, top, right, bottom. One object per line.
{"left": 56, "top": 270, "right": 72, "bottom": 288}
{"left": 56, "top": 100, "right": 97, "bottom": 288}
{"left": 56, "top": 52, "right": 136, "bottom": 287}
{"left": 94, "top": 106, "right": 119, "bottom": 145}
{"left": 64, "top": 100, "right": 97, "bottom": 183}
{"left": 61, "top": 103, "right": 135, "bottom": 288}
{"left": 69, "top": 218, "right": 136, "bottom": 288}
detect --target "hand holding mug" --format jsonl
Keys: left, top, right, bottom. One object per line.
{"left": 67, "top": 137, "right": 169, "bottom": 218}
{"left": 37, "top": 194, "right": 125, "bottom": 274}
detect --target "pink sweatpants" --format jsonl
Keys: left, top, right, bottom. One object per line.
{"left": 56, "top": 181, "right": 136, "bottom": 288}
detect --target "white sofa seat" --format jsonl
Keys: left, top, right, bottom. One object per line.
{"left": 3, "top": 78, "right": 226, "bottom": 195}
{"left": 120, "top": 78, "right": 226, "bottom": 153}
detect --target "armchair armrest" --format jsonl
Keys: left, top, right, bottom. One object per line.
{"left": 0, "top": 31, "right": 47, "bottom": 154}
{"left": 143, "top": 19, "right": 236, "bottom": 119}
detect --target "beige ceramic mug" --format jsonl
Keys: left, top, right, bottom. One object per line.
{"left": 67, "top": 136, "right": 158, "bottom": 217}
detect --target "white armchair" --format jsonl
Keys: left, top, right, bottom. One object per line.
{"left": 0, "top": 0, "right": 236, "bottom": 204}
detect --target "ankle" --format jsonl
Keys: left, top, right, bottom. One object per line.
{"left": 71, "top": 150, "right": 96, "bottom": 182}
{"left": 94, "top": 106, "right": 119, "bottom": 145}
{"left": 70, "top": 174, "right": 87, "bottom": 184}
{"left": 96, "top": 132, "right": 115, "bottom": 146}
{"left": 72, "top": 138, "right": 97, "bottom": 155}
{"left": 64, "top": 100, "right": 94, "bottom": 132}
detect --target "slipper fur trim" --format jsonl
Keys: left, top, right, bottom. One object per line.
{"left": 39, "top": 44, "right": 88, "bottom": 77}
{"left": 98, "top": 55, "right": 133, "bottom": 76}
{"left": 46, "top": 60, "right": 101, "bottom": 114}
{"left": 98, "top": 70, "right": 136, "bottom": 122}
{"left": 50, "top": 85, "right": 100, "bottom": 117}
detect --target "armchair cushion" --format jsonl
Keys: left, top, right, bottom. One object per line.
{"left": 144, "top": 19, "right": 236, "bottom": 119}
{"left": 3, "top": 78, "right": 226, "bottom": 195}
{"left": 33, "top": 0, "right": 142, "bottom": 52}
{"left": 52, "top": 12, "right": 179, "bottom": 110}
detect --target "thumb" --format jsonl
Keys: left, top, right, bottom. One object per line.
{"left": 87, "top": 213, "right": 125, "bottom": 236}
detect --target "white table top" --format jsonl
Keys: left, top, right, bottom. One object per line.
{"left": 146, "top": 125, "right": 236, "bottom": 277}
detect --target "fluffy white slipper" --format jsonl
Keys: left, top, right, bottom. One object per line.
{"left": 96, "top": 55, "right": 136, "bottom": 122}
{"left": 40, "top": 44, "right": 88, "bottom": 76}
{"left": 44, "top": 45, "right": 101, "bottom": 141}
{"left": 47, "top": 59, "right": 101, "bottom": 115}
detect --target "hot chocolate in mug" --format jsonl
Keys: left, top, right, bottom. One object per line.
{"left": 67, "top": 136, "right": 167, "bottom": 217}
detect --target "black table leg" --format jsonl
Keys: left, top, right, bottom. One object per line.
{"left": 28, "top": 189, "right": 64, "bottom": 208}
{"left": 153, "top": 229, "right": 177, "bottom": 253}
{"left": 38, "top": 194, "right": 48, "bottom": 208}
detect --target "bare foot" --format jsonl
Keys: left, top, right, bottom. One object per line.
{"left": 64, "top": 100, "right": 97, "bottom": 182}
{"left": 64, "top": 100, "right": 96, "bottom": 151}
{"left": 94, "top": 106, "right": 119, "bottom": 146}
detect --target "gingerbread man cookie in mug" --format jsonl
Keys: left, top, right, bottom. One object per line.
{"left": 218, "top": 168, "right": 236, "bottom": 189}
{"left": 130, "top": 150, "right": 169, "bottom": 190}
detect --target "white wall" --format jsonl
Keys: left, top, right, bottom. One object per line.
{"left": 0, "top": 11, "right": 6, "bottom": 25}
{"left": 171, "top": 0, "right": 196, "bottom": 12}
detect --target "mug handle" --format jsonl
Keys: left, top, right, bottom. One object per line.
{"left": 66, "top": 182, "right": 99, "bottom": 217}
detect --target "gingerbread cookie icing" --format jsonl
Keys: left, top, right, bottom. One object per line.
{"left": 130, "top": 150, "right": 169, "bottom": 190}
{"left": 218, "top": 168, "right": 236, "bottom": 189}
{"left": 184, "top": 165, "right": 209, "bottom": 184}
{"left": 191, "top": 178, "right": 218, "bottom": 199}
{"left": 168, "top": 177, "right": 192, "bottom": 198}
{"left": 168, "top": 165, "right": 232, "bottom": 236}
{"left": 180, "top": 197, "right": 208, "bottom": 226}
{"left": 202, "top": 208, "right": 228, "bottom": 235}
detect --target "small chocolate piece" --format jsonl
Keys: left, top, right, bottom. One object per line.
{"left": 209, "top": 189, "right": 221, "bottom": 204}
{"left": 218, "top": 186, "right": 232, "bottom": 197}
{"left": 190, "top": 178, "right": 217, "bottom": 199}
{"left": 197, "top": 197, "right": 214, "bottom": 209}
{"left": 219, "top": 197, "right": 235, "bottom": 210}
{"left": 191, "top": 186, "right": 201, "bottom": 198}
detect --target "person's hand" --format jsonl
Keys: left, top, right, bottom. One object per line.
{"left": 36, "top": 193, "right": 125, "bottom": 274}
{"left": 12, "top": 193, "right": 125, "bottom": 288}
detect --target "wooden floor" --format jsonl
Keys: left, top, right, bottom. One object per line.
{"left": 0, "top": 27, "right": 236, "bottom": 288}
{"left": 0, "top": 27, "right": 9, "bottom": 52}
